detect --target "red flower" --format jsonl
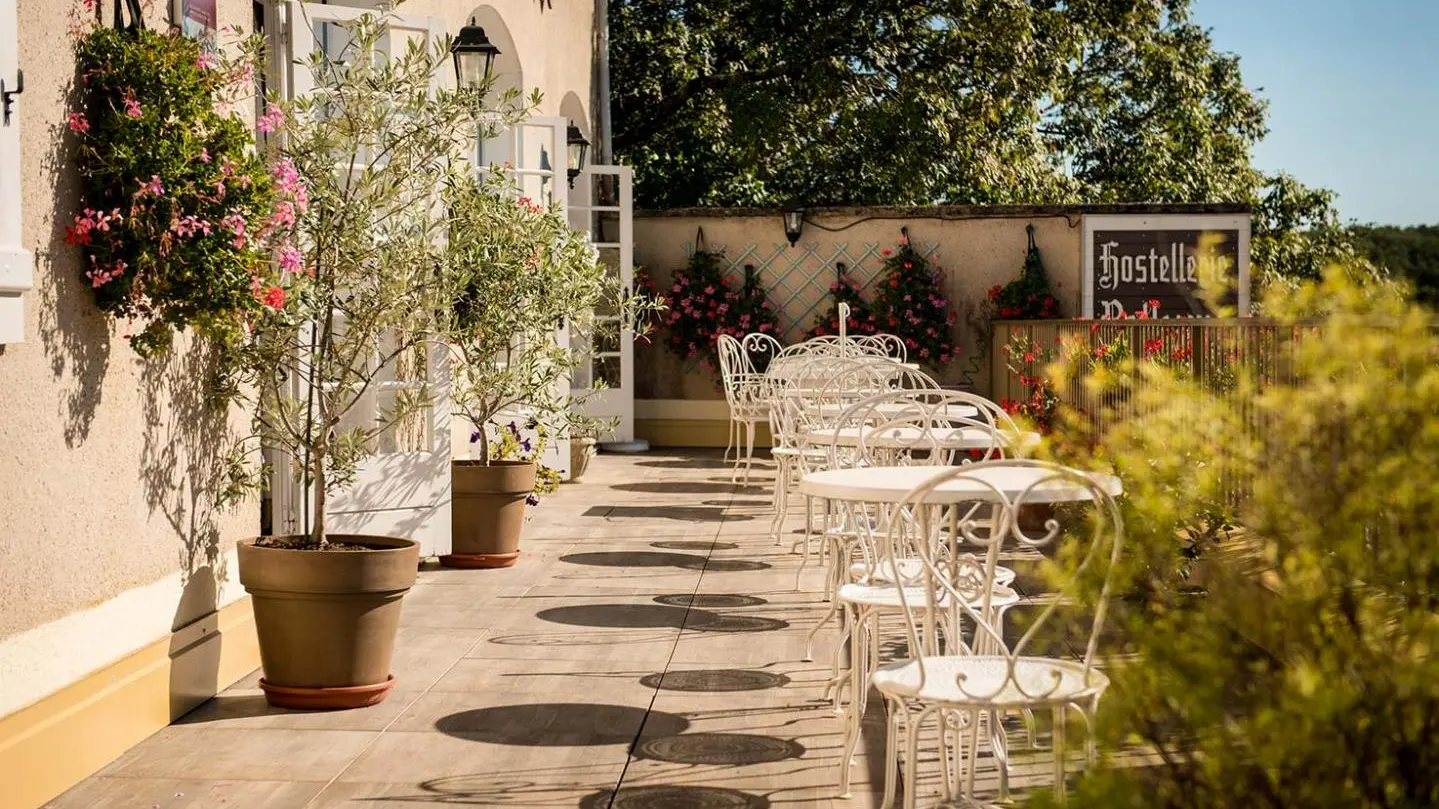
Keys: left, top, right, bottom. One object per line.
{"left": 260, "top": 285, "right": 286, "bottom": 309}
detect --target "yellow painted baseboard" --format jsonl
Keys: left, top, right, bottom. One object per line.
{"left": 636, "top": 418, "right": 774, "bottom": 449}
{"left": 0, "top": 598, "right": 259, "bottom": 809}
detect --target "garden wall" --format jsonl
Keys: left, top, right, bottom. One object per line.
{"left": 632, "top": 203, "right": 1246, "bottom": 446}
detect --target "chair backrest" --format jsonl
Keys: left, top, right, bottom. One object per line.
{"left": 856, "top": 333, "right": 908, "bottom": 362}
{"left": 716, "top": 333, "right": 748, "bottom": 408}
{"left": 834, "top": 389, "right": 1017, "bottom": 468}
{"left": 884, "top": 460, "right": 1124, "bottom": 702}
{"left": 741, "top": 332, "right": 783, "bottom": 373}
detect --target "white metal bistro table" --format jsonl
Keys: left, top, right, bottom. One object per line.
{"left": 813, "top": 401, "right": 980, "bottom": 419}
{"left": 798, "top": 464, "right": 1121, "bottom": 504}
{"left": 801, "top": 425, "right": 1042, "bottom": 452}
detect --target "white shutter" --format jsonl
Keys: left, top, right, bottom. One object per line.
{"left": 0, "top": 0, "right": 31, "bottom": 344}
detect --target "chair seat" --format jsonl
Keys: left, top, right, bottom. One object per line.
{"left": 850, "top": 559, "right": 1016, "bottom": 588}
{"left": 772, "top": 446, "right": 830, "bottom": 459}
{"left": 837, "top": 581, "right": 1019, "bottom": 611}
{"left": 872, "top": 655, "right": 1108, "bottom": 707}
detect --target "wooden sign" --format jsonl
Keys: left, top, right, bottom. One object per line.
{"left": 1081, "top": 214, "right": 1250, "bottom": 319}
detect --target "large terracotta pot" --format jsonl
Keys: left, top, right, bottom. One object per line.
{"left": 566, "top": 437, "right": 598, "bottom": 483}
{"left": 237, "top": 535, "right": 419, "bottom": 710}
{"left": 443, "top": 460, "right": 536, "bottom": 569}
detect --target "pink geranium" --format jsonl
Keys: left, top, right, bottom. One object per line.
{"left": 124, "top": 98, "right": 142, "bottom": 119}
{"left": 67, "top": 113, "right": 89, "bottom": 134}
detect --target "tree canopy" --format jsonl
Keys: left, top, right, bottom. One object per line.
{"left": 611, "top": 0, "right": 1362, "bottom": 285}
{"left": 1351, "top": 224, "right": 1439, "bottom": 304}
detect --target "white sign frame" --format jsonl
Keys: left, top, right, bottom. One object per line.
{"left": 1081, "top": 213, "right": 1251, "bottom": 319}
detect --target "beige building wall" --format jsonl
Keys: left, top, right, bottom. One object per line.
{"left": 0, "top": 0, "right": 596, "bottom": 747}
{"left": 0, "top": 0, "right": 263, "bottom": 715}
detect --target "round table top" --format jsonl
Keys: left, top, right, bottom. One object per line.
{"left": 797, "top": 464, "right": 1123, "bottom": 505}
{"left": 813, "top": 401, "right": 980, "bottom": 419}
{"left": 802, "top": 425, "right": 1042, "bottom": 451}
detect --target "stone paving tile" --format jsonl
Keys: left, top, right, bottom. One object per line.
{"left": 43, "top": 777, "right": 326, "bottom": 809}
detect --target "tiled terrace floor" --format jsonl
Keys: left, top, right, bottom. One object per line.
{"left": 49, "top": 449, "right": 1098, "bottom": 809}
{"left": 48, "top": 450, "right": 897, "bottom": 809}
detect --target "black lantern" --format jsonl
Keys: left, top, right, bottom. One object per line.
{"left": 451, "top": 21, "right": 500, "bottom": 91}
{"left": 566, "top": 122, "right": 590, "bottom": 186}
{"left": 782, "top": 207, "right": 805, "bottom": 247}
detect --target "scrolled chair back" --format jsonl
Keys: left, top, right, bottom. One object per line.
{"left": 855, "top": 332, "right": 908, "bottom": 362}
{"left": 883, "top": 459, "right": 1124, "bottom": 701}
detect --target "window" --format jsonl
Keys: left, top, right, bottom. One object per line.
{"left": 0, "top": 0, "right": 31, "bottom": 344}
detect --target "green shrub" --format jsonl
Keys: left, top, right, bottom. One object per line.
{"left": 1033, "top": 270, "right": 1439, "bottom": 808}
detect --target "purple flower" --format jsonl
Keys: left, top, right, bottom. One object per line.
{"left": 469, "top": 431, "right": 481, "bottom": 444}
{"left": 520, "top": 439, "right": 533, "bottom": 453}
{"left": 525, "top": 494, "right": 540, "bottom": 507}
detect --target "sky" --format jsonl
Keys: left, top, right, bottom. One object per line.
{"left": 1192, "top": 0, "right": 1439, "bottom": 226}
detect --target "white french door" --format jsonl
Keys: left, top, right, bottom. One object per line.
{"left": 474, "top": 116, "right": 572, "bottom": 478}
{"left": 568, "top": 165, "right": 635, "bottom": 441}
{"left": 271, "top": 1, "right": 454, "bottom": 555}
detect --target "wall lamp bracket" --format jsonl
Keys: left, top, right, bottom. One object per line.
{"left": 1, "top": 70, "right": 22, "bottom": 127}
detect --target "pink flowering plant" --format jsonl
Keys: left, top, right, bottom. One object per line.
{"left": 69, "top": 22, "right": 294, "bottom": 356}
{"left": 871, "top": 235, "right": 958, "bottom": 370}
{"left": 804, "top": 265, "right": 881, "bottom": 341}
{"left": 652, "top": 249, "right": 779, "bottom": 377}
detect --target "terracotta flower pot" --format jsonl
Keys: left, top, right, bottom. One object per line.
{"left": 237, "top": 535, "right": 419, "bottom": 710}
{"left": 443, "top": 460, "right": 537, "bottom": 569}
{"left": 566, "top": 437, "right": 598, "bottom": 483}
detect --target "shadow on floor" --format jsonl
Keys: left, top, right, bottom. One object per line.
{"left": 579, "top": 785, "right": 771, "bottom": 809}
{"left": 639, "top": 669, "right": 791, "bottom": 692}
{"left": 435, "top": 703, "right": 688, "bottom": 745}
{"left": 634, "top": 732, "right": 805, "bottom": 766}
{"left": 583, "top": 505, "right": 753, "bottom": 522}
{"left": 536, "top": 604, "right": 788, "bottom": 633}
{"left": 652, "top": 593, "right": 767, "bottom": 608}
{"left": 650, "top": 540, "right": 739, "bottom": 551}
{"left": 634, "top": 458, "right": 733, "bottom": 470}
{"left": 561, "top": 551, "right": 770, "bottom": 572}
{"left": 610, "top": 482, "right": 768, "bottom": 495}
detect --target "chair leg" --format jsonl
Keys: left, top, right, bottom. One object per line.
{"left": 993, "top": 709, "right": 1011, "bottom": 802}
{"left": 742, "top": 420, "right": 757, "bottom": 484}
{"left": 838, "top": 609, "right": 866, "bottom": 798}
{"left": 769, "top": 458, "right": 789, "bottom": 545}
{"left": 723, "top": 416, "right": 736, "bottom": 464}
{"left": 1053, "top": 705, "right": 1068, "bottom": 800}
{"left": 880, "top": 697, "right": 901, "bottom": 809}
{"left": 903, "top": 707, "right": 932, "bottom": 809}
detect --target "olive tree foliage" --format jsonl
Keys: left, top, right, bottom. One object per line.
{"left": 611, "top": 0, "right": 1360, "bottom": 286}
{"left": 225, "top": 12, "right": 530, "bottom": 545}
{"left": 1029, "top": 270, "right": 1439, "bottom": 808}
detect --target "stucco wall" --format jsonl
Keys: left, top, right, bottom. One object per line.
{"left": 633, "top": 208, "right": 1086, "bottom": 400}
{"left": 0, "top": 0, "right": 596, "bottom": 712}
{"left": 0, "top": 0, "right": 263, "bottom": 644}
{"left": 633, "top": 204, "right": 1248, "bottom": 401}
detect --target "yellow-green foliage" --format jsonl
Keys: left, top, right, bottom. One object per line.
{"left": 1032, "top": 269, "right": 1439, "bottom": 808}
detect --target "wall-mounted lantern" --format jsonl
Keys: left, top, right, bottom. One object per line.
{"left": 782, "top": 206, "right": 805, "bottom": 247}
{"left": 566, "top": 122, "right": 590, "bottom": 187}
{"left": 450, "top": 20, "right": 500, "bottom": 91}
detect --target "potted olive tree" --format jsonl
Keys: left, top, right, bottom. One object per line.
{"left": 229, "top": 15, "right": 527, "bottom": 709}
{"left": 442, "top": 171, "right": 656, "bottom": 567}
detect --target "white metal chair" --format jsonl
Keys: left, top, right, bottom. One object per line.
{"left": 717, "top": 333, "right": 773, "bottom": 483}
{"left": 871, "top": 460, "right": 1123, "bottom": 808}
